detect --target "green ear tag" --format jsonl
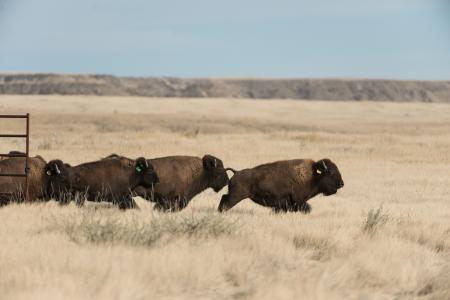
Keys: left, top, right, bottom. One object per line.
{"left": 316, "top": 169, "right": 322, "bottom": 174}
{"left": 136, "top": 166, "right": 143, "bottom": 173}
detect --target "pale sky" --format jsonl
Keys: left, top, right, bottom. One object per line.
{"left": 0, "top": 0, "right": 449, "bottom": 79}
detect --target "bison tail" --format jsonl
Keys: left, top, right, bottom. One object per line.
{"left": 225, "top": 168, "right": 238, "bottom": 174}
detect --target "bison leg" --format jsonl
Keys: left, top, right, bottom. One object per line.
{"left": 296, "top": 202, "right": 312, "bottom": 214}
{"left": 272, "top": 206, "right": 286, "bottom": 214}
{"left": 271, "top": 205, "right": 290, "bottom": 213}
{"left": 218, "top": 179, "right": 250, "bottom": 212}
{"left": 133, "top": 187, "right": 157, "bottom": 203}
{"left": 171, "top": 196, "right": 189, "bottom": 212}
{"left": 153, "top": 195, "right": 175, "bottom": 212}
{"left": 271, "top": 203, "right": 294, "bottom": 214}
{"left": 153, "top": 202, "right": 166, "bottom": 212}
{"left": 58, "top": 193, "right": 72, "bottom": 206}
{"left": 153, "top": 197, "right": 188, "bottom": 212}
{"left": 153, "top": 201, "right": 174, "bottom": 212}
{"left": 0, "top": 194, "right": 10, "bottom": 207}
{"left": 116, "top": 195, "right": 139, "bottom": 210}
{"left": 218, "top": 193, "right": 246, "bottom": 212}
{"left": 74, "top": 192, "right": 86, "bottom": 207}
{"left": 152, "top": 194, "right": 172, "bottom": 212}
{"left": 272, "top": 200, "right": 311, "bottom": 214}
{"left": 285, "top": 201, "right": 311, "bottom": 214}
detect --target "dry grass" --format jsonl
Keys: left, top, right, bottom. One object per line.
{"left": 0, "top": 95, "right": 449, "bottom": 299}
{"left": 362, "top": 206, "right": 390, "bottom": 235}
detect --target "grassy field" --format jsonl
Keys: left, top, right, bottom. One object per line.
{"left": 0, "top": 95, "right": 449, "bottom": 300}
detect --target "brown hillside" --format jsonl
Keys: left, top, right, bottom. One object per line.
{"left": 0, "top": 73, "right": 449, "bottom": 102}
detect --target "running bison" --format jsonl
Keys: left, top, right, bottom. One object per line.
{"left": 218, "top": 158, "right": 344, "bottom": 213}
{"left": 45, "top": 156, "right": 158, "bottom": 209}
{"left": 107, "top": 154, "right": 229, "bottom": 212}
{"left": 0, "top": 152, "right": 49, "bottom": 205}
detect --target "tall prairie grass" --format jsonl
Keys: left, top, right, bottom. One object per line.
{"left": 0, "top": 96, "right": 449, "bottom": 299}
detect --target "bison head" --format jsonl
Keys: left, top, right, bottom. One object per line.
{"left": 134, "top": 157, "right": 159, "bottom": 188}
{"left": 313, "top": 159, "right": 344, "bottom": 196}
{"left": 44, "top": 159, "right": 72, "bottom": 199}
{"left": 45, "top": 159, "right": 66, "bottom": 176}
{"left": 202, "top": 155, "right": 229, "bottom": 192}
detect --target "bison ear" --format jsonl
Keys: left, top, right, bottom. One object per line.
{"left": 202, "top": 155, "right": 218, "bottom": 170}
{"left": 135, "top": 157, "right": 149, "bottom": 173}
{"left": 313, "top": 160, "right": 328, "bottom": 175}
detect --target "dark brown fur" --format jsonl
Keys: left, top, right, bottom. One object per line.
{"left": 0, "top": 154, "right": 49, "bottom": 205}
{"left": 107, "top": 154, "right": 229, "bottom": 212}
{"left": 45, "top": 157, "right": 158, "bottom": 209}
{"left": 218, "top": 158, "right": 344, "bottom": 213}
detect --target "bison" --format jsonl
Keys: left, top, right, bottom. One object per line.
{"left": 106, "top": 154, "right": 229, "bottom": 212}
{"left": 0, "top": 152, "right": 49, "bottom": 205}
{"left": 0, "top": 151, "right": 26, "bottom": 161}
{"left": 45, "top": 156, "right": 159, "bottom": 209}
{"left": 218, "top": 158, "right": 344, "bottom": 213}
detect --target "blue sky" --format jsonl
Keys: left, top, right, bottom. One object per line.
{"left": 0, "top": 0, "right": 449, "bottom": 79}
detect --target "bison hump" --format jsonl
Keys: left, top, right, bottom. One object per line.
{"left": 291, "top": 162, "right": 313, "bottom": 185}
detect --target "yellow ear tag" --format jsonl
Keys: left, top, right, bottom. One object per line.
{"left": 46, "top": 170, "right": 52, "bottom": 176}
{"left": 316, "top": 169, "right": 322, "bottom": 174}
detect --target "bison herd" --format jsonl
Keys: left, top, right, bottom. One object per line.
{"left": 0, "top": 151, "right": 344, "bottom": 213}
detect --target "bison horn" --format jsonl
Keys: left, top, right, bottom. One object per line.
{"left": 322, "top": 160, "right": 327, "bottom": 170}
{"left": 55, "top": 163, "right": 61, "bottom": 175}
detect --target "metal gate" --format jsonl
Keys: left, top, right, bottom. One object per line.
{"left": 0, "top": 114, "right": 30, "bottom": 202}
